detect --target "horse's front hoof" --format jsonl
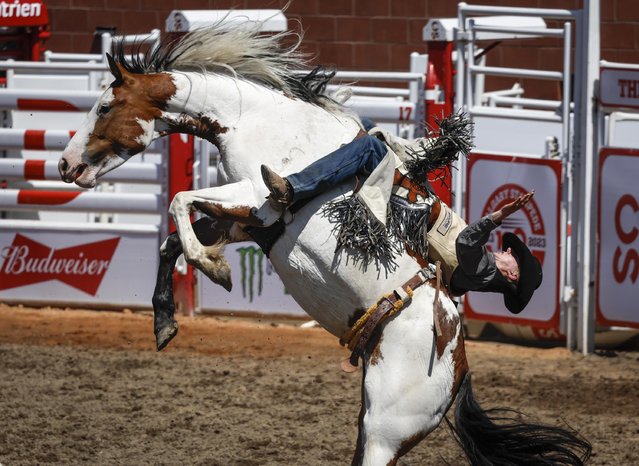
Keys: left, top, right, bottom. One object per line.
{"left": 202, "top": 268, "right": 232, "bottom": 292}
{"left": 155, "top": 320, "right": 178, "bottom": 351}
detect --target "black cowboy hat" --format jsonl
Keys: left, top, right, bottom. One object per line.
{"left": 481, "top": 233, "right": 543, "bottom": 313}
{"left": 500, "top": 232, "right": 543, "bottom": 314}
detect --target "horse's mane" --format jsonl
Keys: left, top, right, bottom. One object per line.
{"left": 112, "top": 20, "right": 352, "bottom": 115}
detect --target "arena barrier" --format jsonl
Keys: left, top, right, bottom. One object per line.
{"left": 0, "top": 66, "right": 173, "bottom": 309}
{"left": 0, "top": 158, "right": 162, "bottom": 183}
{"left": 595, "top": 61, "right": 639, "bottom": 332}
{"left": 439, "top": 2, "right": 639, "bottom": 352}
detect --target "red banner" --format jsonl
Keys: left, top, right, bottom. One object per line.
{"left": 0, "top": 234, "right": 120, "bottom": 295}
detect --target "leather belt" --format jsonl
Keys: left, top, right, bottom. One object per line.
{"left": 347, "top": 267, "right": 433, "bottom": 367}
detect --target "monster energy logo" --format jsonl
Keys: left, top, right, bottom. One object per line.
{"left": 237, "top": 246, "right": 264, "bottom": 302}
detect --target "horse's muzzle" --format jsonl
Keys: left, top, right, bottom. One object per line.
{"left": 58, "top": 157, "right": 88, "bottom": 184}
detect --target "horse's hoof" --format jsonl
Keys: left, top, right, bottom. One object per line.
{"left": 219, "top": 276, "right": 232, "bottom": 292}
{"left": 204, "top": 270, "right": 232, "bottom": 292}
{"left": 155, "top": 320, "right": 178, "bottom": 351}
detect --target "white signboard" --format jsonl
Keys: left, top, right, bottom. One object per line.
{"left": 0, "top": 221, "right": 159, "bottom": 308}
{"left": 464, "top": 153, "right": 562, "bottom": 329}
{"left": 597, "top": 149, "right": 639, "bottom": 328}
{"left": 600, "top": 67, "right": 639, "bottom": 110}
{"left": 199, "top": 241, "right": 306, "bottom": 316}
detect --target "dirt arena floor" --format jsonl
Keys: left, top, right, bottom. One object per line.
{"left": 0, "top": 304, "right": 638, "bottom": 465}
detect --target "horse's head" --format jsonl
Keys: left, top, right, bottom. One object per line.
{"left": 58, "top": 54, "right": 176, "bottom": 188}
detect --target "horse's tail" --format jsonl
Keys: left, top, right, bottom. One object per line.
{"left": 449, "top": 373, "right": 592, "bottom": 466}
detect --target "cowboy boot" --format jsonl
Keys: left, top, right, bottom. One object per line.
{"left": 261, "top": 164, "right": 293, "bottom": 210}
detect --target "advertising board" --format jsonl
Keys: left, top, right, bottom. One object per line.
{"left": 0, "top": 221, "right": 159, "bottom": 308}
{"left": 597, "top": 148, "right": 639, "bottom": 328}
{"left": 464, "top": 153, "right": 562, "bottom": 329}
{"left": 199, "top": 241, "right": 305, "bottom": 316}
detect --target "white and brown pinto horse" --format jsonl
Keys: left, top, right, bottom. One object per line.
{"left": 58, "top": 25, "right": 590, "bottom": 465}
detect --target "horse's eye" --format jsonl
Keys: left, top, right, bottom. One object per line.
{"left": 98, "top": 105, "right": 111, "bottom": 116}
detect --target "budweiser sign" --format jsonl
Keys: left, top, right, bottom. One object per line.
{"left": 0, "top": 234, "right": 120, "bottom": 295}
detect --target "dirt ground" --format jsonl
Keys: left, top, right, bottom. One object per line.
{"left": 0, "top": 304, "right": 637, "bottom": 466}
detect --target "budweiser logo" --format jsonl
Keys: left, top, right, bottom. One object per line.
{"left": 0, "top": 234, "right": 120, "bottom": 295}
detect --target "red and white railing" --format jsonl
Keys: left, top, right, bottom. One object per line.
{"left": 0, "top": 189, "right": 162, "bottom": 214}
{"left": 0, "top": 88, "right": 100, "bottom": 111}
{"left": 0, "top": 158, "right": 162, "bottom": 183}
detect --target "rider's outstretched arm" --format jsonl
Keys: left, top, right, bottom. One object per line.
{"left": 490, "top": 191, "right": 535, "bottom": 225}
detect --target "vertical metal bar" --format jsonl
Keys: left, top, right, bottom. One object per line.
{"left": 455, "top": 4, "right": 467, "bottom": 115}
{"left": 474, "top": 55, "right": 487, "bottom": 106}
{"left": 562, "top": 22, "right": 572, "bottom": 163}
{"left": 101, "top": 32, "right": 112, "bottom": 58}
{"left": 466, "top": 20, "right": 476, "bottom": 112}
{"left": 453, "top": 5, "right": 467, "bottom": 219}
{"left": 576, "top": 0, "right": 599, "bottom": 354}
{"left": 558, "top": 22, "right": 572, "bottom": 337}
{"left": 566, "top": 10, "right": 583, "bottom": 351}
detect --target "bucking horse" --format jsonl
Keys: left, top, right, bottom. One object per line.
{"left": 57, "top": 22, "right": 591, "bottom": 465}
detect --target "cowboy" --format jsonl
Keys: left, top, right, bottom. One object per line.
{"left": 260, "top": 130, "right": 542, "bottom": 314}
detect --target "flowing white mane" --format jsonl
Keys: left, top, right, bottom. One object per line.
{"left": 113, "top": 20, "right": 355, "bottom": 117}
{"left": 170, "top": 24, "right": 306, "bottom": 91}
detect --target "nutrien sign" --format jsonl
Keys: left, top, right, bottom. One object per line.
{"left": 0, "top": 0, "right": 47, "bottom": 26}
{"left": 0, "top": 234, "right": 119, "bottom": 295}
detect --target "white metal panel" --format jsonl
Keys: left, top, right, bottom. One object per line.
{"left": 166, "top": 9, "right": 287, "bottom": 32}
{"left": 606, "top": 112, "right": 639, "bottom": 148}
{"left": 423, "top": 15, "right": 546, "bottom": 42}
{"left": 9, "top": 74, "right": 92, "bottom": 91}
{"left": 472, "top": 113, "right": 563, "bottom": 157}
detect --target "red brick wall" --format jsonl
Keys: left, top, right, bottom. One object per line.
{"left": 44, "top": 0, "right": 639, "bottom": 98}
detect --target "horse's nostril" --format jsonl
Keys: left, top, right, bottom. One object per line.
{"left": 58, "top": 157, "right": 69, "bottom": 174}
{"left": 75, "top": 163, "right": 87, "bottom": 179}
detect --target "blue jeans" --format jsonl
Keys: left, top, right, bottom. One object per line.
{"left": 288, "top": 135, "right": 387, "bottom": 203}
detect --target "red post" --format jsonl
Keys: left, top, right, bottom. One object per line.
{"left": 425, "top": 41, "right": 456, "bottom": 207}
{"left": 168, "top": 133, "right": 196, "bottom": 316}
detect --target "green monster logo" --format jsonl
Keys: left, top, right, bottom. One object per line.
{"left": 236, "top": 246, "right": 264, "bottom": 302}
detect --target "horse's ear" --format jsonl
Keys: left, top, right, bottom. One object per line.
{"left": 106, "top": 53, "right": 124, "bottom": 87}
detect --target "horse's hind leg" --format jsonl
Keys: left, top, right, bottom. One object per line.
{"left": 351, "top": 288, "right": 467, "bottom": 466}
{"left": 152, "top": 216, "right": 237, "bottom": 351}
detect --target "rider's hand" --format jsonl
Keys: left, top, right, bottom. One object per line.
{"left": 491, "top": 191, "right": 534, "bottom": 224}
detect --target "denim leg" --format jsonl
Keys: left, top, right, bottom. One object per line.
{"left": 287, "top": 135, "right": 387, "bottom": 203}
